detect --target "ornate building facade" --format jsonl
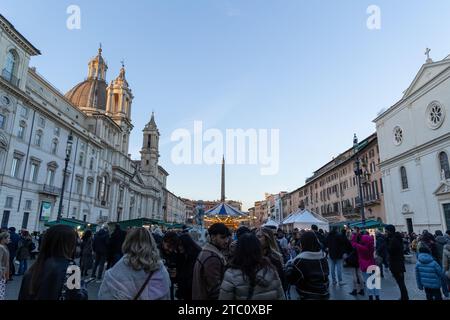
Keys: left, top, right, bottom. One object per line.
{"left": 0, "top": 14, "right": 183, "bottom": 231}
{"left": 374, "top": 52, "right": 450, "bottom": 233}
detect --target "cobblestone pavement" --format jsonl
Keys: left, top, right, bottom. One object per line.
{"left": 3, "top": 257, "right": 440, "bottom": 300}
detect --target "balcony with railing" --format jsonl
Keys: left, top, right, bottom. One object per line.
{"left": 1, "top": 69, "right": 20, "bottom": 87}
{"left": 322, "top": 211, "right": 340, "bottom": 218}
{"left": 40, "top": 184, "right": 61, "bottom": 196}
{"left": 355, "top": 194, "right": 381, "bottom": 208}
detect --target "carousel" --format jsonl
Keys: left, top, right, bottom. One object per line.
{"left": 203, "top": 156, "right": 249, "bottom": 230}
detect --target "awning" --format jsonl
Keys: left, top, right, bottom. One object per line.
{"left": 348, "top": 219, "right": 385, "bottom": 230}
{"left": 45, "top": 218, "right": 97, "bottom": 231}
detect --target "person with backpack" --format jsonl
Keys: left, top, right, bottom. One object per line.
{"left": 98, "top": 227, "right": 170, "bottom": 300}
{"left": 16, "top": 230, "right": 34, "bottom": 276}
{"left": 192, "top": 223, "right": 230, "bottom": 300}
{"left": 219, "top": 233, "right": 285, "bottom": 300}
{"left": 285, "top": 231, "right": 329, "bottom": 300}
{"left": 18, "top": 225, "right": 88, "bottom": 300}
{"left": 415, "top": 245, "right": 449, "bottom": 300}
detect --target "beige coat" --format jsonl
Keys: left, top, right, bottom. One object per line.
{"left": 219, "top": 265, "right": 285, "bottom": 300}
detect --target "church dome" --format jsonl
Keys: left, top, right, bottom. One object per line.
{"left": 65, "top": 78, "right": 107, "bottom": 110}
{"left": 65, "top": 46, "right": 108, "bottom": 111}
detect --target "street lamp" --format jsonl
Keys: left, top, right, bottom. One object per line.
{"left": 57, "top": 132, "right": 74, "bottom": 221}
{"left": 353, "top": 134, "right": 366, "bottom": 226}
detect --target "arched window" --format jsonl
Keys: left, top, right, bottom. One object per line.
{"left": 400, "top": 166, "right": 409, "bottom": 190}
{"left": 4, "top": 50, "right": 18, "bottom": 80}
{"left": 439, "top": 151, "right": 450, "bottom": 179}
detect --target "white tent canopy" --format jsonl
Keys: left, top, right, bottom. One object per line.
{"left": 281, "top": 209, "right": 329, "bottom": 232}
{"left": 262, "top": 218, "right": 279, "bottom": 229}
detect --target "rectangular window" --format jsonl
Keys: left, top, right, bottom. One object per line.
{"left": 34, "top": 132, "right": 42, "bottom": 146}
{"left": 83, "top": 214, "right": 87, "bottom": 222}
{"left": 29, "top": 163, "right": 39, "bottom": 182}
{"left": 18, "top": 125, "right": 25, "bottom": 140}
{"left": 46, "top": 169, "right": 55, "bottom": 186}
{"left": 76, "top": 177, "right": 83, "bottom": 194}
{"left": 72, "top": 207, "right": 77, "bottom": 217}
{"left": 5, "top": 197, "right": 13, "bottom": 208}
{"left": 11, "top": 157, "right": 21, "bottom": 177}
{"left": 78, "top": 152, "right": 84, "bottom": 166}
{"left": 87, "top": 180, "right": 93, "bottom": 196}
{"left": 54, "top": 127, "right": 60, "bottom": 136}
{"left": 379, "top": 178, "right": 384, "bottom": 194}
{"left": 22, "top": 212, "right": 30, "bottom": 229}
{"left": 1, "top": 211, "right": 10, "bottom": 229}
{"left": 25, "top": 200, "right": 32, "bottom": 210}
{"left": 38, "top": 116, "right": 45, "bottom": 128}
{"left": 0, "top": 114, "right": 5, "bottom": 129}
{"left": 21, "top": 106, "right": 29, "bottom": 118}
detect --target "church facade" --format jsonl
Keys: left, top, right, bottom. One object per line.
{"left": 0, "top": 14, "right": 185, "bottom": 231}
{"left": 374, "top": 51, "right": 450, "bottom": 234}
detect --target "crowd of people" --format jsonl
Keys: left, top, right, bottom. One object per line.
{"left": 0, "top": 222, "right": 449, "bottom": 301}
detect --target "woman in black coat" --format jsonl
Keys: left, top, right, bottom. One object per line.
{"left": 385, "top": 225, "right": 409, "bottom": 300}
{"left": 19, "top": 225, "right": 87, "bottom": 300}
{"left": 175, "top": 234, "right": 201, "bottom": 300}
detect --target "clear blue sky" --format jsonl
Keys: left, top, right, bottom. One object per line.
{"left": 3, "top": 0, "right": 450, "bottom": 210}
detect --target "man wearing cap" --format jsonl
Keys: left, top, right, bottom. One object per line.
{"left": 192, "top": 223, "right": 231, "bottom": 300}
{"left": 385, "top": 224, "right": 409, "bottom": 300}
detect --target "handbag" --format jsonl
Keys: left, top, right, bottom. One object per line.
{"left": 133, "top": 270, "right": 156, "bottom": 300}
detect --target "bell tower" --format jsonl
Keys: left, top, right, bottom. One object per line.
{"left": 141, "top": 113, "right": 160, "bottom": 174}
{"left": 106, "top": 61, "right": 133, "bottom": 154}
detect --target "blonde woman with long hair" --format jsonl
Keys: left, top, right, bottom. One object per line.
{"left": 255, "top": 227, "right": 287, "bottom": 292}
{"left": 99, "top": 227, "right": 170, "bottom": 300}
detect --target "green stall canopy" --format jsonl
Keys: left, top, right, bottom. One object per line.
{"left": 348, "top": 219, "right": 385, "bottom": 230}
{"left": 45, "top": 218, "right": 97, "bottom": 231}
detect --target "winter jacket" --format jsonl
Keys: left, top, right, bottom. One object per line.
{"left": 325, "top": 231, "right": 349, "bottom": 260}
{"left": 108, "top": 228, "right": 126, "bottom": 258}
{"left": 386, "top": 232, "right": 406, "bottom": 274}
{"left": 99, "top": 257, "right": 170, "bottom": 300}
{"left": 415, "top": 253, "right": 449, "bottom": 296}
{"left": 435, "top": 235, "right": 450, "bottom": 266}
{"left": 80, "top": 238, "right": 94, "bottom": 270}
{"left": 443, "top": 243, "right": 450, "bottom": 279}
{"left": 16, "top": 237, "right": 33, "bottom": 260}
{"left": 192, "top": 242, "right": 227, "bottom": 300}
{"left": 19, "top": 257, "right": 88, "bottom": 300}
{"left": 219, "top": 264, "right": 285, "bottom": 300}
{"left": 176, "top": 249, "right": 200, "bottom": 301}
{"left": 352, "top": 235, "right": 376, "bottom": 273}
{"left": 7, "top": 231, "right": 20, "bottom": 258}
{"left": 375, "top": 234, "right": 388, "bottom": 260}
{"left": 93, "top": 229, "right": 109, "bottom": 256}
{"left": 286, "top": 251, "right": 330, "bottom": 300}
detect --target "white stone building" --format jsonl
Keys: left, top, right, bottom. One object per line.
{"left": 0, "top": 14, "right": 180, "bottom": 231}
{"left": 374, "top": 51, "right": 450, "bottom": 234}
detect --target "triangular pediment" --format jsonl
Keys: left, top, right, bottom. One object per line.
{"left": 403, "top": 59, "right": 450, "bottom": 98}
{"left": 434, "top": 180, "right": 450, "bottom": 196}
